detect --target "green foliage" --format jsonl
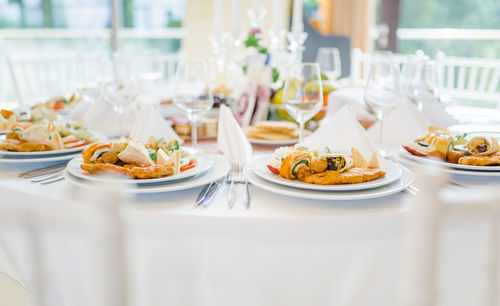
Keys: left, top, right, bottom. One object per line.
{"left": 244, "top": 34, "right": 260, "bottom": 48}
{"left": 272, "top": 67, "right": 280, "bottom": 83}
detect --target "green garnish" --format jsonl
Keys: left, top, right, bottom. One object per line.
{"left": 324, "top": 146, "right": 332, "bottom": 154}
{"left": 149, "top": 151, "right": 158, "bottom": 162}
{"left": 291, "top": 160, "right": 309, "bottom": 177}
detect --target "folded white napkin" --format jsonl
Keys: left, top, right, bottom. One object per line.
{"left": 130, "top": 105, "right": 182, "bottom": 144}
{"left": 368, "top": 100, "right": 429, "bottom": 146}
{"left": 217, "top": 104, "right": 252, "bottom": 164}
{"left": 306, "top": 105, "right": 377, "bottom": 158}
{"left": 82, "top": 97, "right": 136, "bottom": 138}
{"left": 326, "top": 88, "right": 376, "bottom": 122}
{"left": 422, "top": 102, "right": 457, "bottom": 127}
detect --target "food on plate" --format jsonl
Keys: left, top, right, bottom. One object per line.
{"left": 246, "top": 121, "right": 299, "bottom": 141}
{"left": 80, "top": 136, "right": 195, "bottom": 179}
{"left": 0, "top": 109, "right": 19, "bottom": 131}
{"left": 32, "top": 93, "right": 82, "bottom": 112}
{"left": 0, "top": 121, "right": 99, "bottom": 152}
{"left": 267, "top": 145, "right": 385, "bottom": 185}
{"left": 403, "top": 127, "right": 500, "bottom": 166}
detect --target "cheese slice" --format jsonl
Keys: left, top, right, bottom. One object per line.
{"left": 6, "top": 115, "right": 17, "bottom": 130}
{"left": 166, "top": 150, "right": 181, "bottom": 174}
{"left": 157, "top": 148, "right": 170, "bottom": 165}
{"left": 367, "top": 151, "right": 380, "bottom": 168}
{"left": 49, "top": 132, "right": 64, "bottom": 150}
{"left": 352, "top": 147, "right": 367, "bottom": 168}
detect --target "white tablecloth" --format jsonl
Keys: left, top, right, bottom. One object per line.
{"left": 0, "top": 159, "right": 497, "bottom": 306}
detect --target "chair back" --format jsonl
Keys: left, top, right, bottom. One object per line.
{"left": 0, "top": 185, "right": 130, "bottom": 306}
{"left": 113, "top": 52, "right": 180, "bottom": 83}
{"left": 350, "top": 48, "right": 428, "bottom": 86}
{"left": 401, "top": 167, "right": 500, "bottom": 306}
{"left": 7, "top": 54, "right": 110, "bottom": 108}
{"left": 436, "top": 52, "right": 500, "bottom": 108}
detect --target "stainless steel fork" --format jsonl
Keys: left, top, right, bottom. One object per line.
{"left": 227, "top": 163, "right": 250, "bottom": 209}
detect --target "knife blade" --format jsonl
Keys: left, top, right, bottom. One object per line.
{"left": 201, "top": 179, "right": 224, "bottom": 208}
{"left": 196, "top": 182, "right": 214, "bottom": 207}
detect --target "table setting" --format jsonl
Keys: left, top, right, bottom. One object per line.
{"left": 1, "top": 1, "right": 500, "bottom": 305}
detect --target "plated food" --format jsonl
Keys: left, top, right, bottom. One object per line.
{"left": 32, "top": 93, "right": 82, "bottom": 114}
{"left": 0, "top": 120, "right": 99, "bottom": 153}
{"left": 266, "top": 145, "right": 385, "bottom": 185}
{"left": 403, "top": 126, "right": 500, "bottom": 167}
{"left": 80, "top": 137, "right": 197, "bottom": 179}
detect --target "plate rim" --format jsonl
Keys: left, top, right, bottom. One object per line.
{"left": 247, "top": 166, "right": 413, "bottom": 201}
{"left": 64, "top": 155, "right": 230, "bottom": 194}
{"left": 397, "top": 147, "right": 500, "bottom": 172}
{"left": 0, "top": 153, "right": 80, "bottom": 163}
{"left": 66, "top": 153, "right": 215, "bottom": 184}
{"left": 250, "top": 154, "right": 403, "bottom": 191}
{"left": 247, "top": 137, "right": 298, "bottom": 146}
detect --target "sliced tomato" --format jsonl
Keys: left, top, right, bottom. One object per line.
{"left": 267, "top": 165, "right": 280, "bottom": 174}
{"left": 52, "top": 103, "right": 65, "bottom": 110}
{"left": 64, "top": 139, "right": 83, "bottom": 144}
{"left": 180, "top": 161, "right": 196, "bottom": 172}
{"left": 402, "top": 145, "right": 427, "bottom": 157}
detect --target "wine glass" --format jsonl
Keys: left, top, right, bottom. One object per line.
{"left": 402, "top": 59, "right": 439, "bottom": 111}
{"left": 316, "top": 47, "right": 342, "bottom": 82}
{"left": 364, "top": 62, "right": 401, "bottom": 151}
{"left": 283, "top": 63, "right": 323, "bottom": 143}
{"left": 174, "top": 61, "right": 213, "bottom": 148}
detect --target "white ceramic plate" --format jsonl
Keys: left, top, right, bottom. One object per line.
{"left": 394, "top": 150, "right": 500, "bottom": 177}
{"left": 250, "top": 154, "right": 403, "bottom": 191}
{"left": 248, "top": 166, "right": 413, "bottom": 201}
{"left": 66, "top": 152, "right": 215, "bottom": 184}
{"left": 0, "top": 134, "right": 102, "bottom": 157}
{"left": 398, "top": 147, "right": 500, "bottom": 171}
{"left": 0, "top": 130, "right": 8, "bottom": 136}
{"left": 0, "top": 153, "right": 81, "bottom": 164}
{"left": 64, "top": 155, "right": 230, "bottom": 194}
{"left": 248, "top": 138, "right": 298, "bottom": 146}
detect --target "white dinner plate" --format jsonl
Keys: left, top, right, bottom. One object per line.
{"left": 394, "top": 150, "right": 500, "bottom": 177}
{"left": 248, "top": 138, "right": 298, "bottom": 146}
{"left": 248, "top": 166, "right": 413, "bottom": 201}
{"left": 0, "top": 153, "right": 81, "bottom": 164}
{"left": 0, "top": 130, "right": 8, "bottom": 136}
{"left": 250, "top": 154, "right": 403, "bottom": 191}
{"left": 66, "top": 152, "right": 215, "bottom": 184}
{"left": 398, "top": 147, "right": 500, "bottom": 172}
{"left": 0, "top": 134, "right": 102, "bottom": 157}
{"left": 64, "top": 154, "right": 230, "bottom": 194}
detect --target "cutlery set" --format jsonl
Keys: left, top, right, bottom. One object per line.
{"left": 18, "top": 163, "right": 67, "bottom": 185}
{"left": 196, "top": 163, "right": 250, "bottom": 209}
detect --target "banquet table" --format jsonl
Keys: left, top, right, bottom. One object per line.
{"left": 0, "top": 140, "right": 498, "bottom": 306}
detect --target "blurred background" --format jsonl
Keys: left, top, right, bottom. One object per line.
{"left": 0, "top": 0, "right": 499, "bottom": 106}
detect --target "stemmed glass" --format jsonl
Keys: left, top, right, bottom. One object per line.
{"left": 174, "top": 61, "right": 213, "bottom": 148}
{"left": 402, "top": 59, "right": 439, "bottom": 111}
{"left": 283, "top": 63, "right": 323, "bottom": 143}
{"left": 316, "top": 47, "right": 342, "bottom": 81}
{"left": 364, "top": 62, "right": 401, "bottom": 152}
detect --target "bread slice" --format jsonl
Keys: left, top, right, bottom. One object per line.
{"left": 48, "top": 132, "right": 64, "bottom": 150}
{"left": 367, "top": 151, "right": 380, "bottom": 168}
{"left": 253, "top": 121, "right": 298, "bottom": 134}
{"left": 352, "top": 148, "right": 367, "bottom": 168}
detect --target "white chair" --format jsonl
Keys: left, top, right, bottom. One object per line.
{"left": 7, "top": 54, "right": 110, "bottom": 108}
{"left": 400, "top": 167, "right": 500, "bottom": 306}
{"left": 435, "top": 52, "right": 500, "bottom": 109}
{"left": 113, "top": 51, "right": 180, "bottom": 83}
{"left": 0, "top": 184, "right": 131, "bottom": 306}
{"left": 350, "top": 48, "right": 428, "bottom": 86}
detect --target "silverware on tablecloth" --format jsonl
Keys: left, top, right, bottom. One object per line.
{"left": 40, "top": 173, "right": 65, "bottom": 185}
{"left": 200, "top": 178, "right": 224, "bottom": 208}
{"left": 227, "top": 163, "right": 237, "bottom": 209}
{"left": 196, "top": 183, "right": 212, "bottom": 206}
{"left": 227, "top": 163, "right": 250, "bottom": 209}
{"left": 18, "top": 163, "right": 68, "bottom": 178}
{"left": 30, "top": 170, "right": 64, "bottom": 183}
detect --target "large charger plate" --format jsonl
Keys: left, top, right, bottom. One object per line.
{"left": 248, "top": 138, "right": 298, "bottom": 146}
{"left": 247, "top": 166, "right": 413, "bottom": 201}
{"left": 64, "top": 154, "right": 229, "bottom": 194}
{"left": 250, "top": 154, "right": 403, "bottom": 191}
{"left": 398, "top": 147, "right": 500, "bottom": 172}
{"left": 0, "top": 153, "right": 81, "bottom": 164}
{"left": 66, "top": 152, "right": 215, "bottom": 184}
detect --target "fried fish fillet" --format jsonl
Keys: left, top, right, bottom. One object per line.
{"left": 0, "top": 139, "right": 51, "bottom": 152}
{"left": 458, "top": 152, "right": 500, "bottom": 166}
{"left": 300, "top": 167, "right": 386, "bottom": 185}
{"left": 80, "top": 163, "right": 174, "bottom": 179}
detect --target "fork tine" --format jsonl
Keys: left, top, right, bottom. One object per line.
{"left": 18, "top": 163, "right": 67, "bottom": 177}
